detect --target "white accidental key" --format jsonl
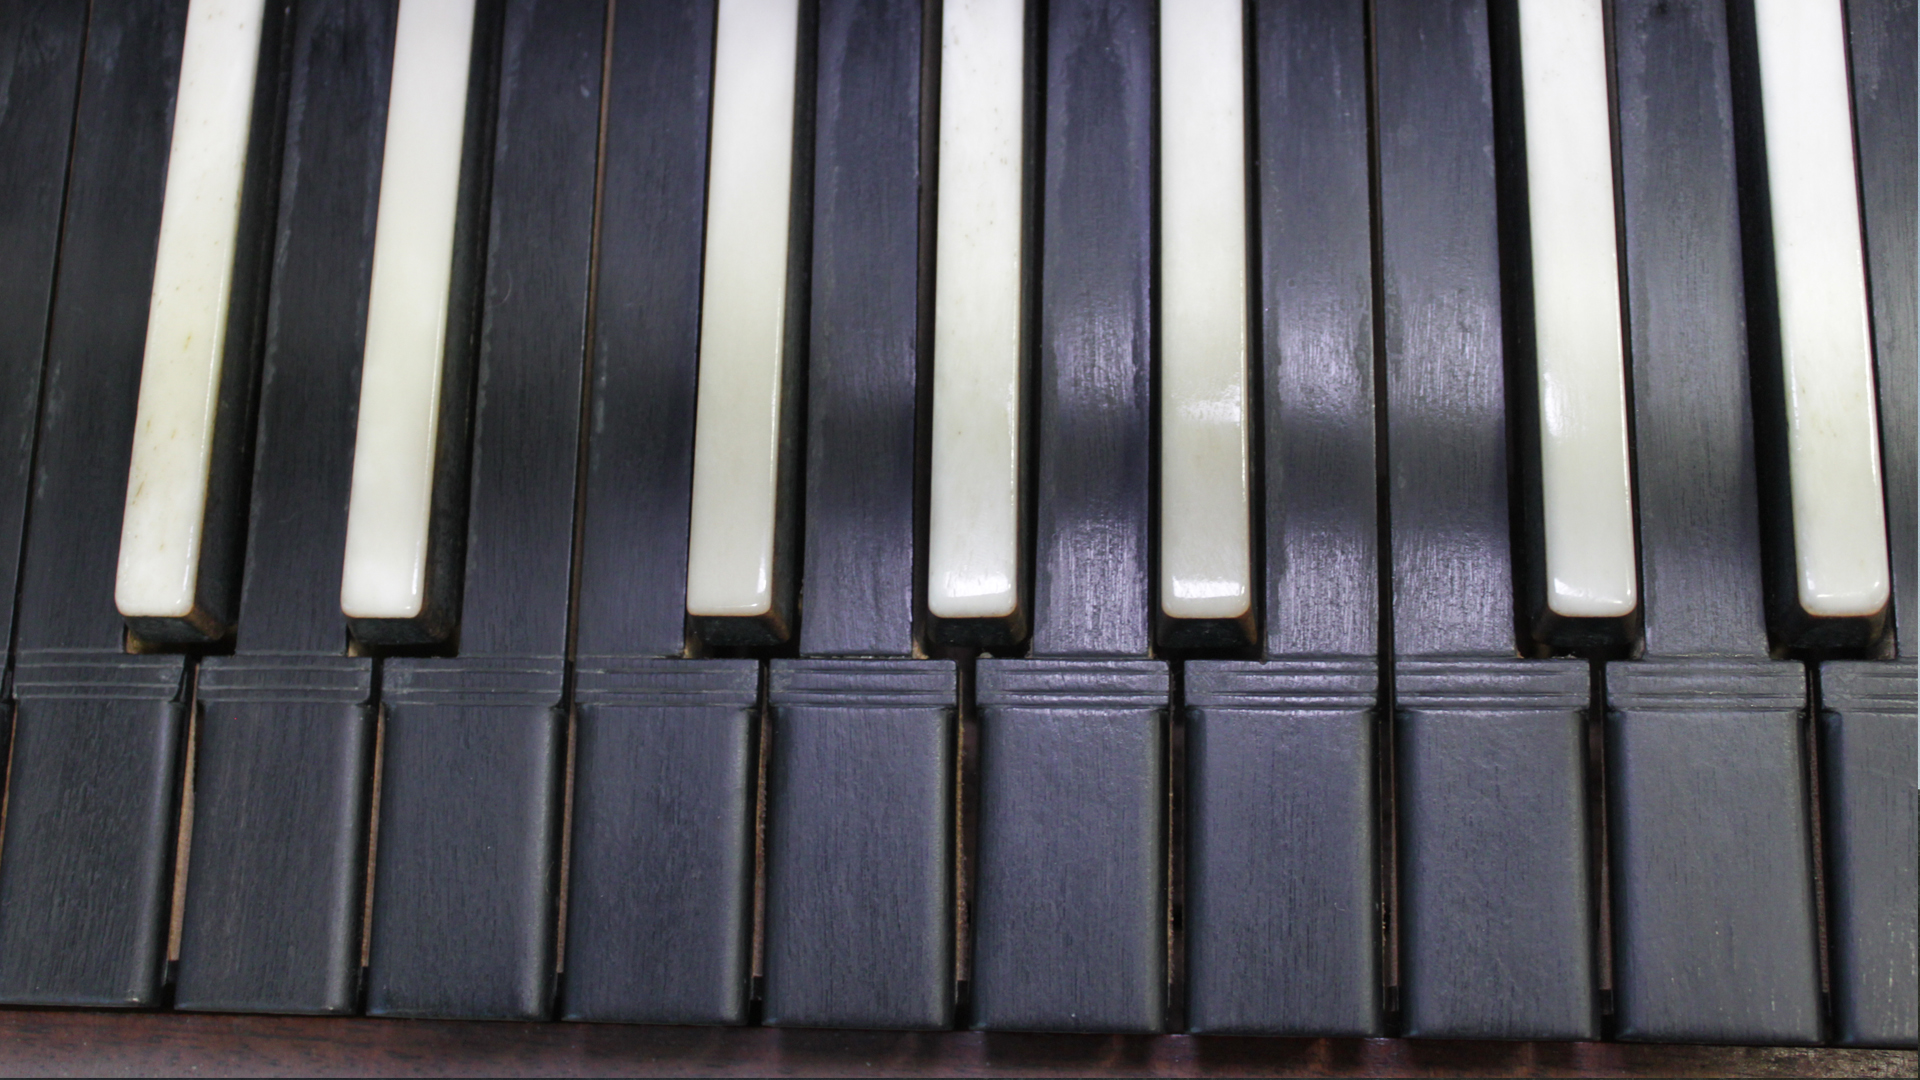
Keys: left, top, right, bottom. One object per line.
{"left": 339, "top": 0, "right": 477, "bottom": 623}
{"left": 1752, "top": 0, "right": 1890, "bottom": 618}
{"left": 1517, "top": 0, "right": 1638, "bottom": 620}
{"left": 927, "top": 0, "right": 1027, "bottom": 623}
{"left": 114, "top": 0, "right": 269, "bottom": 631}
{"left": 683, "top": 0, "right": 804, "bottom": 624}
{"left": 1158, "top": 0, "right": 1252, "bottom": 624}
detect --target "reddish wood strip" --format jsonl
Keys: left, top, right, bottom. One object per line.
{"left": 0, "top": 1010, "right": 1909, "bottom": 1078}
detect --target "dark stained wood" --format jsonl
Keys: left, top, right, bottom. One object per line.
{"left": 1814, "top": 659, "right": 1918, "bottom": 1049}
{"left": 1844, "top": 0, "right": 1917, "bottom": 658}
{"left": 1184, "top": 659, "right": 1380, "bottom": 1037}
{"left": 796, "top": 0, "right": 930, "bottom": 659}
{"left": 1825, "top": 6, "right": 1917, "bottom": 1040}
{"left": 455, "top": 0, "right": 598, "bottom": 662}
{"left": 763, "top": 660, "right": 956, "bottom": 1030}
{"left": 569, "top": 0, "right": 713, "bottom": 661}
{"left": 971, "top": 659, "right": 1168, "bottom": 1034}
{"left": 235, "top": 0, "right": 396, "bottom": 655}
{"left": 1611, "top": 0, "right": 1768, "bottom": 660}
{"left": 560, "top": 0, "right": 763, "bottom": 1029}
{"left": 965, "top": 0, "right": 1168, "bottom": 1038}
{"left": 0, "top": 1010, "right": 1910, "bottom": 1078}
{"left": 1028, "top": 0, "right": 1154, "bottom": 659}
{"left": 366, "top": 659, "right": 566, "bottom": 1021}
{"left": 174, "top": 0, "right": 396, "bottom": 1016}
{"left": 761, "top": 0, "right": 954, "bottom": 1032}
{"left": 11, "top": 0, "right": 185, "bottom": 656}
{"left": 1393, "top": 658, "right": 1596, "bottom": 1040}
{"left": 1373, "top": 0, "right": 1515, "bottom": 661}
{"left": 179, "top": 658, "right": 375, "bottom": 1014}
{"left": 1178, "top": 1, "right": 1386, "bottom": 1038}
{"left": 1606, "top": 0, "right": 1827, "bottom": 1045}
{"left": 1372, "top": 0, "right": 1596, "bottom": 1041}
{"left": 1605, "top": 660, "right": 1820, "bottom": 1044}
{"left": 0, "top": 0, "right": 87, "bottom": 679}
{"left": 0, "top": 658, "right": 187, "bottom": 1007}
{"left": 0, "top": 0, "right": 195, "bottom": 1009}
{"left": 1254, "top": 0, "right": 1377, "bottom": 661}
{"left": 563, "top": 660, "right": 759, "bottom": 1025}
{"left": 364, "top": 0, "right": 600, "bottom": 1020}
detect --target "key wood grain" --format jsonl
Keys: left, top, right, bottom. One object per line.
{"left": 0, "top": 0, "right": 87, "bottom": 685}
{"left": 1817, "top": 0, "right": 1919, "bottom": 1050}
{"left": 173, "top": 0, "right": 395, "bottom": 1015}
{"left": 1373, "top": 0, "right": 1598, "bottom": 1040}
{"left": 0, "top": 0, "right": 196, "bottom": 1010}
{"left": 966, "top": 0, "right": 1169, "bottom": 1037}
{"left": 1845, "top": 0, "right": 1916, "bottom": 658}
{"left": 560, "top": 0, "right": 768, "bottom": 1028}
{"left": 1028, "top": 0, "right": 1154, "bottom": 660}
{"left": 1180, "top": 0, "right": 1385, "bottom": 1039}
{"left": 796, "top": 0, "right": 930, "bottom": 661}
{"left": 363, "top": 0, "right": 595, "bottom": 1021}
{"left": 759, "top": 0, "right": 956, "bottom": 1033}
{"left": 1814, "top": 660, "right": 1917, "bottom": 1049}
{"left": 1606, "top": 0, "right": 1826, "bottom": 1045}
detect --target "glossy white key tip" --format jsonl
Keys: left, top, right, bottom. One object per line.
{"left": 927, "top": 0, "right": 1027, "bottom": 623}
{"left": 1519, "top": 0, "right": 1638, "bottom": 621}
{"left": 1158, "top": 0, "right": 1252, "bottom": 623}
{"left": 339, "top": 0, "right": 479, "bottom": 621}
{"left": 116, "top": 0, "right": 270, "bottom": 622}
{"left": 1752, "top": 0, "right": 1890, "bottom": 618}
{"left": 684, "top": 0, "right": 804, "bottom": 621}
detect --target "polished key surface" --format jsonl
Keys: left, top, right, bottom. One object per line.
{"left": 1743, "top": 0, "right": 1890, "bottom": 642}
{"left": 926, "top": 0, "right": 1029, "bottom": 637}
{"left": 174, "top": 0, "right": 394, "bottom": 1015}
{"left": 1380, "top": 0, "right": 1595, "bottom": 1040}
{"left": 115, "top": 0, "right": 277, "bottom": 642}
{"left": 762, "top": 0, "right": 957, "bottom": 1033}
{"left": 1184, "top": 0, "right": 1382, "bottom": 1038}
{"left": 1606, "top": 0, "right": 1821, "bottom": 1044}
{"left": 1157, "top": 0, "right": 1251, "bottom": 641}
{"left": 363, "top": 0, "right": 588, "bottom": 1022}
{"left": 0, "top": 0, "right": 193, "bottom": 1009}
{"left": 683, "top": 0, "right": 810, "bottom": 644}
{"left": 0, "top": 0, "right": 88, "bottom": 680}
{"left": 1512, "top": 0, "right": 1637, "bottom": 640}
{"left": 563, "top": 0, "right": 761, "bottom": 1027}
{"left": 339, "top": 0, "right": 484, "bottom": 641}
{"left": 969, "top": 0, "right": 1165, "bottom": 1035}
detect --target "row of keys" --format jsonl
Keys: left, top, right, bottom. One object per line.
{"left": 105, "top": 0, "right": 1893, "bottom": 657}
{"left": 0, "top": 0, "right": 1909, "bottom": 1050}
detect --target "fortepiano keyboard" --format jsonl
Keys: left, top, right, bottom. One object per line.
{"left": 0, "top": 0, "right": 1911, "bottom": 1053}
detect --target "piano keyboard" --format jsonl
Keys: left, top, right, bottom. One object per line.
{"left": 0, "top": 0, "right": 1910, "bottom": 1049}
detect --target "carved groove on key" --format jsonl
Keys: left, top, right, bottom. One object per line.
{"left": 11, "top": 651, "right": 189, "bottom": 700}
{"left": 572, "top": 657, "right": 760, "bottom": 709}
{"left": 768, "top": 659, "right": 957, "bottom": 709}
{"left": 1819, "top": 658, "right": 1919, "bottom": 712}
{"left": 1184, "top": 658, "right": 1377, "bottom": 710}
{"left": 1394, "top": 657, "right": 1588, "bottom": 711}
{"left": 381, "top": 656, "right": 564, "bottom": 707}
{"left": 196, "top": 655, "right": 375, "bottom": 703}
{"left": 1606, "top": 657, "right": 1805, "bottom": 712}
{"left": 975, "top": 659, "right": 1168, "bottom": 709}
